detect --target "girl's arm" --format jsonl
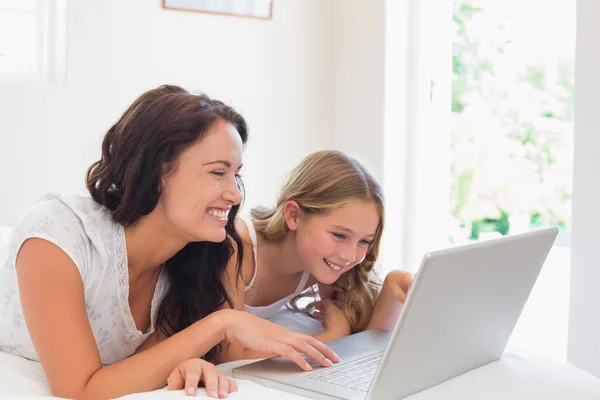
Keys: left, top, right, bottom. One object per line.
{"left": 365, "top": 270, "right": 413, "bottom": 331}
{"left": 311, "top": 283, "right": 352, "bottom": 343}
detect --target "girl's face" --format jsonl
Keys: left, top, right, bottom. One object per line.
{"left": 286, "top": 201, "right": 380, "bottom": 285}
{"left": 158, "top": 119, "right": 244, "bottom": 243}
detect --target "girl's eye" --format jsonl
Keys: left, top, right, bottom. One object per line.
{"left": 332, "top": 232, "right": 346, "bottom": 240}
{"left": 359, "top": 239, "right": 372, "bottom": 246}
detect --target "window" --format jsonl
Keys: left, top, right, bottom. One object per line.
{"left": 388, "top": 0, "right": 575, "bottom": 361}
{"left": 448, "top": 0, "right": 574, "bottom": 361}
{"left": 0, "top": 0, "right": 65, "bottom": 83}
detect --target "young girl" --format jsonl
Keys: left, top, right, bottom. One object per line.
{"left": 0, "top": 86, "right": 336, "bottom": 399}
{"left": 238, "top": 151, "right": 413, "bottom": 342}
{"left": 176, "top": 150, "right": 413, "bottom": 374}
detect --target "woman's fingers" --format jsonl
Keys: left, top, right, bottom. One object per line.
{"left": 201, "top": 363, "right": 220, "bottom": 398}
{"left": 304, "top": 335, "right": 340, "bottom": 363}
{"left": 228, "top": 377, "right": 238, "bottom": 393}
{"left": 290, "top": 338, "right": 332, "bottom": 368}
{"left": 166, "top": 368, "right": 185, "bottom": 390}
{"left": 217, "top": 373, "right": 230, "bottom": 398}
{"left": 270, "top": 342, "right": 313, "bottom": 371}
{"left": 183, "top": 368, "right": 201, "bottom": 396}
{"left": 273, "top": 333, "right": 339, "bottom": 369}
{"left": 167, "top": 359, "right": 234, "bottom": 398}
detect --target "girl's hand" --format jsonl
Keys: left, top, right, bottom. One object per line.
{"left": 167, "top": 358, "right": 236, "bottom": 398}
{"left": 382, "top": 270, "right": 414, "bottom": 303}
{"left": 366, "top": 270, "right": 414, "bottom": 331}
{"left": 313, "top": 298, "right": 351, "bottom": 338}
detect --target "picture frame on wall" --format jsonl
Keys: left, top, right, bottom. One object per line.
{"left": 163, "top": 0, "right": 273, "bottom": 20}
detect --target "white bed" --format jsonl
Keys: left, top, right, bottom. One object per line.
{"left": 2, "top": 317, "right": 600, "bottom": 400}
{"left": 2, "top": 228, "right": 600, "bottom": 399}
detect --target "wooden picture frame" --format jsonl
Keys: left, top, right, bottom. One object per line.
{"left": 162, "top": 0, "right": 273, "bottom": 20}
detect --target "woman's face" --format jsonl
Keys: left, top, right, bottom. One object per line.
{"left": 158, "top": 119, "right": 244, "bottom": 243}
{"left": 288, "top": 201, "right": 380, "bottom": 285}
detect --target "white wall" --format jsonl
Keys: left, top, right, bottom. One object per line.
{"left": 568, "top": 0, "right": 600, "bottom": 379}
{"left": 329, "top": 0, "right": 411, "bottom": 273}
{"left": 330, "top": 0, "right": 386, "bottom": 181}
{"left": 0, "top": 0, "right": 335, "bottom": 226}
{"left": 0, "top": 0, "right": 414, "bottom": 275}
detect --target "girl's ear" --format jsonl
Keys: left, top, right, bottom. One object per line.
{"left": 283, "top": 201, "right": 302, "bottom": 231}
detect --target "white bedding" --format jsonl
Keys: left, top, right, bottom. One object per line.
{"left": 2, "top": 318, "right": 600, "bottom": 399}
{"left": 0, "top": 350, "right": 305, "bottom": 399}
{"left": 2, "top": 230, "right": 600, "bottom": 399}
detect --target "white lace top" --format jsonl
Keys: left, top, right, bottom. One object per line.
{"left": 0, "top": 194, "right": 168, "bottom": 365}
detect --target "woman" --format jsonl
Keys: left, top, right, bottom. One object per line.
{"left": 0, "top": 85, "right": 337, "bottom": 399}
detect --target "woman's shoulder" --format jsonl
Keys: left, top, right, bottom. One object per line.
{"left": 22, "top": 193, "right": 110, "bottom": 221}
{"left": 8, "top": 193, "right": 119, "bottom": 279}
{"left": 17, "top": 193, "right": 116, "bottom": 239}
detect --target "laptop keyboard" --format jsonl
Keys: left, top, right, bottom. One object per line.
{"left": 307, "top": 352, "right": 383, "bottom": 392}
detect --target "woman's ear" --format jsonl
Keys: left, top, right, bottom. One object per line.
{"left": 283, "top": 201, "right": 302, "bottom": 231}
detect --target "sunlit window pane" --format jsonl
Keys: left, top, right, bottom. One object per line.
{"left": 450, "top": 0, "right": 575, "bottom": 361}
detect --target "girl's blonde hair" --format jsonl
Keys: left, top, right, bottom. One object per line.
{"left": 251, "top": 150, "right": 384, "bottom": 333}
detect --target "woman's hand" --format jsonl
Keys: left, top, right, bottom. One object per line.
{"left": 219, "top": 309, "right": 340, "bottom": 371}
{"left": 313, "top": 298, "right": 351, "bottom": 338}
{"left": 167, "top": 358, "right": 236, "bottom": 398}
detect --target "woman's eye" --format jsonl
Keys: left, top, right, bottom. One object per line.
{"left": 211, "top": 171, "right": 225, "bottom": 177}
{"left": 359, "top": 239, "right": 372, "bottom": 246}
{"left": 332, "top": 232, "right": 346, "bottom": 240}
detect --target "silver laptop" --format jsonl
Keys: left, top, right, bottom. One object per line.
{"left": 233, "top": 228, "right": 559, "bottom": 400}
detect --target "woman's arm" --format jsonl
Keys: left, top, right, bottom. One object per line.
{"left": 17, "top": 238, "right": 228, "bottom": 400}
{"left": 19, "top": 238, "right": 337, "bottom": 399}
